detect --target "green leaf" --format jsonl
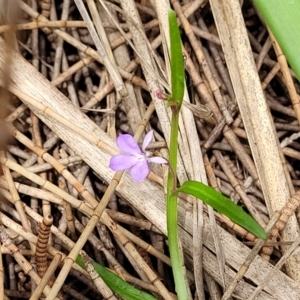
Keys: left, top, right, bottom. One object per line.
{"left": 76, "top": 255, "right": 156, "bottom": 300}
{"left": 173, "top": 181, "right": 268, "bottom": 240}
{"left": 168, "top": 10, "right": 184, "bottom": 106}
{"left": 253, "top": 0, "right": 300, "bottom": 81}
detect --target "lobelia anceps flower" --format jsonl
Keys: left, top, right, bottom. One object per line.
{"left": 109, "top": 130, "right": 168, "bottom": 183}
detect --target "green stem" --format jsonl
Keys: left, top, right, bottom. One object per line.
{"left": 167, "top": 106, "right": 189, "bottom": 300}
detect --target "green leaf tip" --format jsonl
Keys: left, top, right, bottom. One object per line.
{"left": 76, "top": 255, "right": 156, "bottom": 300}
{"left": 253, "top": 0, "right": 300, "bottom": 81}
{"left": 168, "top": 9, "right": 185, "bottom": 107}
{"left": 174, "top": 180, "right": 268, "bottom": 240}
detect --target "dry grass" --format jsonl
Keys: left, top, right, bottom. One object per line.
{"left": 1, "top": 0, "right": 300, "bottom": 299}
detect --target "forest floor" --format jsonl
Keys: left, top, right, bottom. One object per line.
{"left": 1, "top": 0, "right": 300, "bottom": 299}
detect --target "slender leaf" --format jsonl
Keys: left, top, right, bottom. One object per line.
{"left": 169, "top": 10, "right": 184, "bottom": 106}
{"left": 76, "top": 255, "right": 156, "bottom": 300}
{"left": 253, "top": 0, "right": 300, "bottom": 81}
{"left": 173, "top": 180, "right": 268, "bottom": 240}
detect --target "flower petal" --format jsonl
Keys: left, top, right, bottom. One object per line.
{"left": 130, "top": 159, "right": 149, "bottom": 183}
{"left": 109, "top": 154, "right": 138, "bottom": 171}
{"left": 142, "top": 130, "right": 153, "bottom": 153}
{"left": 117, "top": 134, "right": 141, "bottom": 155}
{"left": 147, "top": 156, "right": 168, "bottom": 164}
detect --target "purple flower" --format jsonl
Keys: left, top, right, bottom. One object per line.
{"left": 109, "top": 131, "right": 168, "bottom": 182}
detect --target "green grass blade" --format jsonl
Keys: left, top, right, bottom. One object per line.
{"left": 168, "top": 10, "right": 184, "bottom": 106}
{"left": 166, "top": 9, "right": 190, "bottom": 299}
{"left": 174, "top": 180, "right": 268, "bottom": 240}
{"left": 76, "top": 255, "right": 156, "bottom": 300}
{"left": 253, "top": 0, "right": 300, "bottom": 81}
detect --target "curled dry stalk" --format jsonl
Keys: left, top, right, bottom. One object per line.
{"left": 221, "top": 212, "right": 280, "bottom": 300}
{"left": 39, "top": 0, "right": 52, "bottom": 18}
{"left": 36, "top": 214, "right": 53, "bottom": 278}
{"left": 261, "top": 192, "right": 300, "bottom": 261}
{"left": 0, "top": 225, "right": 55, "bottom": 298}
